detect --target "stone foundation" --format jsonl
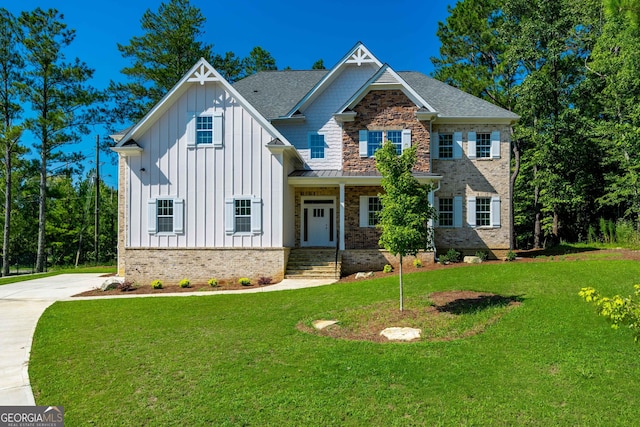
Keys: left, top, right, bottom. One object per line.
{"left": 123, "top": 247, "right": 290, "bottom": 286}
{"left": 341, "top": 249, "right": 435, "bottom": 275}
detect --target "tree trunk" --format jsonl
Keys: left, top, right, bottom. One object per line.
{"left": 2, "top": 149, "right": 11, "bottom": 277}
{"left": 533, "top": 166, "right": 542, "bottom": 249}
{"left": 35, "top": 152, "right": 47, "bottom": 272}
{"left": 510, "top": 139, "right": 520, "bottom": 250}
{"left": 399, "top": 254, "right": 404, "bottom": 312}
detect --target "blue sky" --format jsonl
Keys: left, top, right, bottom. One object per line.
{"left": 6, "top": 0, "right": 454, "bottom": 186}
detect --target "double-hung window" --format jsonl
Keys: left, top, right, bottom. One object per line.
{"left": 225, "top": 197, "right": 262, "bottom": 234}
{"left": 147, "top": 198, "right": 184, "bottom": 234}
{"left": 234, "top": 199, "right": 251, "bottom": 233}
{"left": 438, "top": 133, "right": 453, "bottom": 159}
{"left": 476, "top": 133, "right": 491, "bottom": 159}
{"left": 196, "top": 116, "right": 213, "bottom": 144}
{"left": 467, "top": 196, "right": 500, "bottom": 228}
{"left": 359, "top": 196, "right": 382, "bottom": 227}
{"left": 187, "top": 111, "right": 223, "bottom": 147}
{"left": 367, "top": 131, "right": 384, "bottom": 157}
{"left": 475, "top": 197, "right": 491, "bottom": 226}
{"left": 360, "top": 129, "right": 411, "bottom": 157}
{"left": 157, "top": 199, "right": 174, "bottom": 232}
{"left": 438, "top": 198, "right": 454, "bottom": 227}
{"left": 309, "top": 133, "right": 325, "bottom": 159}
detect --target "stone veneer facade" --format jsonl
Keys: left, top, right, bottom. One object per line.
{"left": 343, "top": 90, "right": 431, "bottom": 173}
{"left": 432, "top": 124, "right": 512, "bottom": 259}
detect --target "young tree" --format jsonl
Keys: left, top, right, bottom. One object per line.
{"left": 109, "top": 0, "right": 213, "bottom": 123}
{"left": 19, "top": 8, "right": 100, "bottom": 272}
{"left": 0, "top": 8, "right": 25, "bottom": 276}
{"left": 375, "top": 142, "right": 436, "bottom": 311}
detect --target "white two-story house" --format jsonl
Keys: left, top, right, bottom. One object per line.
{"left": 112, "top": 42, "right": 518, "bottom": 285}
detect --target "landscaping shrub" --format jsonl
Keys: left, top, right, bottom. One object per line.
{"left": 475, "top": 251, "right": 488, "bottom": 262}
{"left": 151, "top": 279, "right": 163, "bottom": 289}
{"left": 238, "top": 277, "right": 251, "bottom": 286}
{"left": 208, "top": 278, "right": 218, "bottom": 287}
{"left": 258, "top": 276, "right": 272, "bottom": 286}
{"left": 413, "top": 259, "right": 423, "bottom": 268}
{"left": 179, "top": 278, "right": 191, "bottom": 288}
{"left": 383, "top": 264, "right": 393, "bottom": 273}
{"left": 506, "top": 250, "right": 517, "bottom": 261}
{"left": 117, "top": 280, "right": 136, "bottom": 292}
{"left": 440, "top": 248, "right": 461, "bottom": 264}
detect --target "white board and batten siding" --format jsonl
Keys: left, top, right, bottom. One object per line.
{"left": 127, "top": 82, "right": 284, "bottom": 249}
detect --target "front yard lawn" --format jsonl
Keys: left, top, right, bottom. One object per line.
{"left": 30, "top": 259, "right": 640, "bottom": 425}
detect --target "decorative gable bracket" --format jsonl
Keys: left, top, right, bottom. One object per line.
{"left": 186, "top": 62, "right": 220, "bottom": 85}
{"left": 346, "top": 46, "right": 378, "bottom": 66}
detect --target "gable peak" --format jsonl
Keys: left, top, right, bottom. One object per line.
{"left": 186, "top": 59, "right": 220, "bottom": 85}
{"left": 345, "top": 45, "right": 379, "bottom": 66}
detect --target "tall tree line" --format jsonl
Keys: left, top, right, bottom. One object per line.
{"left": 0, "top": 0, "right": 282, "bottom": 272}
{"left": 432, "top": 0, "right": 640, "bottom": 248}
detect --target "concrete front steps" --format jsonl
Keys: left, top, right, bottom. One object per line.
{"left": 285, "top": 248, "right": 341, "bottom": 280}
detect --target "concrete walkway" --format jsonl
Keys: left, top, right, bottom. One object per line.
{"left": 0, "top": 274, "right": 336, "bottom": 405}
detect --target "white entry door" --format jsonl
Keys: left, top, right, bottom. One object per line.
{"left": 302, "top": 200, "right": 335, "bottom": 247}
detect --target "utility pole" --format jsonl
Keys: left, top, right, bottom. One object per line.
{"left": 95, "top": 135, "right": 100, "bottom": 265}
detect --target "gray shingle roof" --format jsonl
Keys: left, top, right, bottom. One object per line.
{"left": 233, "top": 69, "right": 518, "bottom": 121}
{"left": 398, "top": 72, "right": 518, "bottom": 119}
{"left": 233, "top": 70, "right": 327, "bottom": 119}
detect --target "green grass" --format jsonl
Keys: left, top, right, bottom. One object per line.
{"left": 0, "top": 265, "right": 115, "bottom": 286}
{"left": 30, "top": 260, "right": 640, "bottom": 426}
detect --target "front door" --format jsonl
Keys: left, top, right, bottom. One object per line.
{"left": 301, "top": 199, "right": 335, "bottom": 247}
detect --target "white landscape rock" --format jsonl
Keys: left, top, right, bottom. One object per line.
{"left": 463, "top": 256, "right": 482, "bottom": 264}
{"left": 100, "top": 277, "right": 124, "bottom": 291}
{"left": 380, "top": 327, "right": 422, "bottom": 341}
{"left": 355, "top": 271, "right": 374, "bottom": 279}
{"left": 312, "top": 319, "right": 339, "bottom": 330}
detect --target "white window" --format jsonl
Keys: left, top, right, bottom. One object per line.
{"left": 359, "top": 196, "right": 382, "bottom": 227}
{"left": 196, "top": 116, "right": 213, "bottom": 144}
{"left": 225, "top": 197, "right": 262, "bottom": 234}
{"left": 309, "top": 133, "right": 325, "bottom": 159}
{"left": 431, "top": 132, "right": 462, "bottom": 160}
{"left": 147, "top": 198, "right": 184, "bottom": 234}
{"left": 359, "top": 129, "right": 411, "bottom": 157}
{"left": 435, "top": 196, "right": 462, "bottom": 228}
{"left": 468, "top": 131, "right": 500, "bottom": 160}
{"left": 187, "top": 111, "right": 223, "bottom": 147}
{"left": 467, "top": 196, "right": 501, "bottom": 228}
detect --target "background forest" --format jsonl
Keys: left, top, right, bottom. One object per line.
{"left": 0, "top": 0, "right": 638, "bottom": 273}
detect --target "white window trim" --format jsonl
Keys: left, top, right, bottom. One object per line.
{"left": 467, "top": 130, "right": 500, "bottom": 160}
{"left": 147, "top": 197, "right": 184, "bottom": 235}
{"left": 435, "top": 196, "right": 463, "bottom": 228}
{"left": 359, "top": 195, "right": 382, "bottom": 228}
{"left": 467, "top": 196, "right": 501, "bottom": 228}
{"left": 187, "top": 111, "right": 223, "bottom": 148}
{"left": 308, "top": 132, "right": 325, "bottom": 159}
{"left": 359, "top": 129, "right": 411, "bottom": 158}
{"left": 225, "top": 196, "right": 262, "bottom": 235}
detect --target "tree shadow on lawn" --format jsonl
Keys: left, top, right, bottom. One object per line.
{"left": 431, "top": 291, "right": 524, "bottom": 315}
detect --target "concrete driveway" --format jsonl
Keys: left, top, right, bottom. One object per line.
{"left": 0, "top": 274, "right": 106, "bottom": 405}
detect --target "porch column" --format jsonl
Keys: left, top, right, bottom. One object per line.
{"left": 339, "top": 183, "right": 345, "bottom": 250}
